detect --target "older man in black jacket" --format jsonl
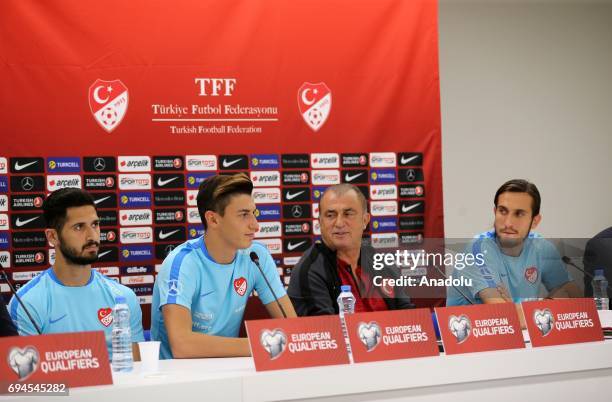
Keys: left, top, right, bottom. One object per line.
{"left": 288, "top": 184, "right": 412, "bottom": 316}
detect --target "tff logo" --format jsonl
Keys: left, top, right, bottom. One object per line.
{"left": 88, "top": 79, "right": 129, "bottom": 133}
{"left": 297, "top": 83, "right": 331, "bottom": 132}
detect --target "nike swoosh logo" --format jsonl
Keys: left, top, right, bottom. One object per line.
{"left": 344, "top": 172, "right": 364, "bottom": 182}
{"left": 200, "top": 290, "right": 215, "bottom": 298}
{"left": 287, "top": 241, "right": 306, "bottom": 251}
{"left": 49, "top": 314, "right": 67, "bottom": 324}
{"left": 14, "top": 161, "right": 38, "bottom": 171}
{"left": 157, "top": 177, "right": 179, "bottom": 186}
{"left": 15, "top": 216, "right": 40, "bottom": 227}
{"left": 402, "top": 203, "right": 421, "bottom": 213}
{"left": 222, "top": 158, "right": 243, "bottom": 168}
{"left": 159, "top": 229, "right": 180, "bottom": 240}
{"left": 285, "top": 190, "right": 305, "bottom": 200}
{"left": 97, "top": 250, "right": 112, "bottom": 258}
{"left": 401, "top": 155, "right": 419, "bottom": 164}
{"left": 94, "top": 196, "right": 111, "bottom": 205}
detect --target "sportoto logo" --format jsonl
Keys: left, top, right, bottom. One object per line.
{"left": 297, "top": 82, "right": 331, "bottom": 132}
{"left": 533, "top": 309, "right": 554, "bottom": 336}
{"left": 260, "top": 329, "right": 287, "bottom": 360}
{"left": 448, "top": 314, "right": 471, "bottom": 343}
{"left": 88, "top": 79, "right": 129, "bottom": 133}
{"left": 357, "top": 321, "right": 382, "bottom": 352}
{"left": 8, "top": 346, "right": 39, "bottom": 380}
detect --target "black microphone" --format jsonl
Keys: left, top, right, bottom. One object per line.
{"left": 562, "top": 256, "right": 612, "bottom": 293}
{"left": 0, "top": 265, "right": 42, "bottom": 335}
{"left": 249, "top": 252, "right": 287, "bottom": 319}
{"left": 433, "top": 265, "right": 474, "bottom": 305}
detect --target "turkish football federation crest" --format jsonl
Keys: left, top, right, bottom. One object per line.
{"left": 297, "top": 82, "right": 332, "bottom": 132}
{"left": 88, "top": 79, "right": 129, "bottom": 133}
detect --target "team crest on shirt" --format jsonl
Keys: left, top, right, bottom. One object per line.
{"left": 233, "top": 277, "right": 248, "bottom": 296}
{"left": 98, "top": 307, "right": 114, "bottom": 327}
{"left": 524, "top": 266, "right": 539, "bottom": 284}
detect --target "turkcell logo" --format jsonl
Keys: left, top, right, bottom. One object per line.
{"left": 370, "top": 169, "right": 397, "bottom": 184}
{"left": 371, "top": 217, "right": 398, "bottom": 233}
{"left": 186, "top": 172, "right": 214, "bottom": 189}
{"left": 250, "top": 154, "right": 279, "bottom": 169}
{"left": 187, "top": 225, "right": 205, "bottom": 239}
{"left": 254, "top": 205, "right": 281, "bottom": 220}
{"left": 0, "top": 232, "right": 9, "bottom": 249}
{"left": 120, "top": 245, "right": 153, "bottom": 262}
{"left": 47, "top": 157, "right": 81, "bottom": 173}
{"left": 0, "top": 176, "right": 7, "bottom": 193}
{"left": 311, "top": 187, "right": 328, "bottom": 201}
{"left": 119, "top": 192, "right": 152, "bottom": 208}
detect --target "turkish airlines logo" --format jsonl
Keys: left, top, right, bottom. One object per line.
{"left": 88, "top": 79, "right": 129, "bottom": 133}
{"left": 297, "top": 82, "right": 332, "bottom": 132}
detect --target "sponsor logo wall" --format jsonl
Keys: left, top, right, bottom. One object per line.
{"left": 1, "top": 1, "right": 443, "bottom": 319}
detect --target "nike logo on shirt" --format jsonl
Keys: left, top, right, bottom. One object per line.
{"left": 49, "top": 314, "right": 67, "bottom": 324}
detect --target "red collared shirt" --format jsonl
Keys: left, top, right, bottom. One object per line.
{"left": 336, "top": 258, "right": 389, "bottom": 313}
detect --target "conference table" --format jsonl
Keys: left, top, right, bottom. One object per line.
{"left": 12, "top": 336, "right": 610, "bottom": 402}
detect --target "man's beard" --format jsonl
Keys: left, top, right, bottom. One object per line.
{"left": 495, "top": 218, "right": 534, "bottom": 249}
{"left": 59, "top": 238, "right": 99, "bottom": 265}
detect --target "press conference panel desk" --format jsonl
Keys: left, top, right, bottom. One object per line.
{"left": 14, "top": 340, "right": 609, "bottom": 402}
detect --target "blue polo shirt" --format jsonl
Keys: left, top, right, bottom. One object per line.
{"left": 151, "top": 236, "right": 286, "bottom": 359}
{"left": 447, "top": 231, "right": 572, "bottom": 305}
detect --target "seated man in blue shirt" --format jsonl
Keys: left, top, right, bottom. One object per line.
{"left": 447, "top": 180, "right": 581, "bottom": 324}
{"left": 9, "top": 188, "right": 144, "bottom": 358}
{"left": 152, "top": 173, "right": 296, "bottom": 359}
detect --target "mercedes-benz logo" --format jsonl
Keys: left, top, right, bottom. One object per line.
{"left": 164, "top": 244, "right": 176, "bottom": 254}
{"left": 291, "top": 205, "right": 303, "bottom": 218}
{"left": 93, "top": 158, "right": 106, "bottom": 171}
{"left": 405, "top": 169, "right": 416, "bottom": 182}
{"left": 21, "top": 176, "right": 34, "bottom": 191}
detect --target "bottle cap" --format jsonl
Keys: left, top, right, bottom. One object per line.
{"left": 341, "top": 285, "right": 351, "bottom": 292}
{"left": 595, "top": 269, "right": 605, "bottom": 277}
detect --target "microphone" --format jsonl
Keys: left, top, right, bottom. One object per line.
{"left": 249, "top": 252, "right": 287, "bottom": 319}
{"left": 0, "top": 265, "right": 42, "bottom": 335}
{"left": 562, "top": 256, "right": 612, "bottom": 293}
{"left": 433, "top": 265, "right": 474, "bottom": 305}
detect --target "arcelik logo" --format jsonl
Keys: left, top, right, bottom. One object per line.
{"left": 8, "top": 346, "right": 40, "bottom": 380}
{"left": 260, "top": 329, "right": 287, "bottom": 360}
{"left": 448, "top": 315, "right": 471, "bottom": 343}
{"left": 297, "top": 82, "right": 331, "bottom": 132}
{"left": 88, "top": 79, "right": 129, "bottom": 133}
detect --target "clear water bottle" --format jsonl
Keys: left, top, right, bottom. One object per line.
{"left": 111, "top": 296, "right": 133, "bottom": 372}
{"left": 592, "top": 269, "right": 609, "bottom": 310}
{"left": 337, "top": 285, "right": 355, "bottom": 363}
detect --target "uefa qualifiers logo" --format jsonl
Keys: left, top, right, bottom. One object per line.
{"left": 88, "top": 79, "right": 129, "bottom": 133}
{"left": 533, "top": 309, "right": 554, "bottom": 336}
{"left": 297, "top": 83, "right": 331, "bottom": 132}
{"left": 260, "top": 329, "right": 287, "bottom": 360}
{"left": 8, "top": 346, "right": 40, "bottom": 380}
{"left": 357, "top": 321, "right": 382, "bottom": 352}
{"left": 448, "top": 315, "right": 471, "bottom": 343}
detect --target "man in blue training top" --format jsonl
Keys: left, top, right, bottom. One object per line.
{"left": 9, "top": 188, "right": 144, "bottom": 358}
{"left": 152, "top": 173, "right": 296, "bottom": 359}
{"left": 447, "top": 179, "right": 581, "bottom": 324}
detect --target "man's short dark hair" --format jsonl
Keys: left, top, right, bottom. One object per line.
{"left": 196, "top": 173, "right": 253, "bottom": 230}
{"left": 42, "top": 188, "right": 97, "bottom": 231}
{"left": 494, "top": 179, "right": 541, "bottom": 216}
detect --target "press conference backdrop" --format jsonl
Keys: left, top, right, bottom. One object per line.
{"left": 0, "top": 0, "right": 443, "bottom": 326}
